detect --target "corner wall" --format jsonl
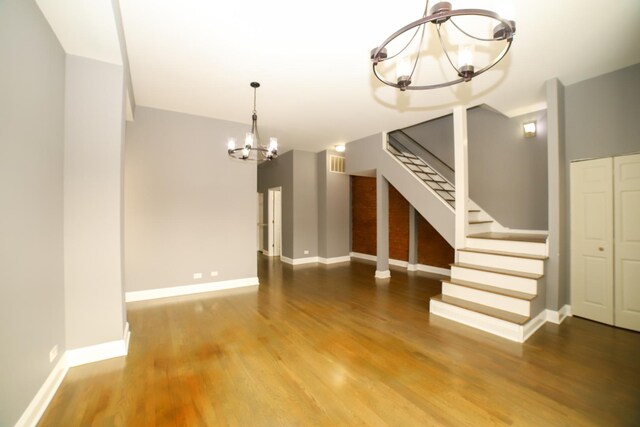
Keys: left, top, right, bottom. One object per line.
{"left": 0, "top": 0, "right": 66, "bottom": 424}
{"left": 125, "top": 107, "right": 256, "bottom": 292}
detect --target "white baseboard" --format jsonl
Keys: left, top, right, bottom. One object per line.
{"left": 66, "top": 322, "right": 131, "bottom": 367}
{"left": 318, "top": 255, "right": 351, "bottom": 264}
{"left": 522, "top": 309, "right": 548, "bottom": 341}
{"left": 14, "top": 354, "right": 69, "bottom": 427}
{"left": 350, "top": 252, "right": 377, "bottom": 262}
{"left": 546, "top": 304, "right": 572, "bottom": 324}
{"left": 375, "top": 270, "right": 391, "bottom": 279}
{"left": 125, "top": 277, "right": 259, "bottom": 302}
{"left": 416, "top": 264, "right": 451, "bottom": 276}
{"left": 350, "top": 253, "right": 451, "bottom": 277}
{"left": 280, "top": 256, "right": 319, "bottom": 265}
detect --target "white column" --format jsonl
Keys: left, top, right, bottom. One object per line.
{"left": 453, "top": 106, "right": 469, "bottom": 258}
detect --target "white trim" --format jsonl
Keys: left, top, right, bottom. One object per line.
{"left": 416, "top": 264, "right": 451, "bottom": 277}
{"left": 350, "top": 252, "right": 377, "bottom": 262}
{"left": 389, "top": 258, "right": 408, "bottom": 268}
{"left": 280, "top": 256, "right": 320, "bottom": 265}
{"left": 350, "top": 253, "right": 451, "bottom": 276}
{"left": 546, "top": 304, "right": 572, "bottom": 324}
{"left": 260, "top": 249, "right": 271, "bottom": 256}
{"left": 318, "top": 255, "right": 351, "bottom": 264}
{"left": 430, "top": 299, "right": 525, "bottom": 342}
{"left": 375, "top": 270, "right": 391, "bottom": 279}
{"left": 125, "top": 277, "right": 259, "bottom": 302}
{"left": 14, "top": 354, "right": 69, "bottom": 427}
{"left": 522, "top": 309, "right": 548, "bottom": 341}
{"left": 66, "top": 322, "right": 131, "bottom": 367}
{"left": 502, "top": 101, "right": 548, "bottom": 118}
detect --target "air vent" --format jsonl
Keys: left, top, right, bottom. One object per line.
{"left": 329, "top": 155, "right": 345, "bottom": 174}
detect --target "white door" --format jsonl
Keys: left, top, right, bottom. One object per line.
{"left": 267, "top": 187, "right": 282, "bottom": 257}
{"left": 570, "top": 157, "right": 614, "bottom": 324}
{"left": 273, "top": 189, "right": 282, "bottom": 256}
{"left": 614, "top": 154, "right": 640, "bottom": 332}
{"left": 257, "top": 192, "right": 264, "bottom": 252}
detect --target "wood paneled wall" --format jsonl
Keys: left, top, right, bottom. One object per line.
{"left": 351, "top": 176, "right": 453, "bottom": 268}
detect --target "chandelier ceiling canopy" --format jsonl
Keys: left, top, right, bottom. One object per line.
{"left": 227, "top": 82, "right": 278, "bottom": 162}
{"left": 370, "top": 1, "right": 516, "bottom": 91}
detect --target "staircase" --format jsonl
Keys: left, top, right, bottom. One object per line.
{"left": 385, "top": 132, "right": 549, "bottom": 343}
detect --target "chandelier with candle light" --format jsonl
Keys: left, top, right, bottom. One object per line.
{"left": 227, "top": 82, "right": 278, "bottom": 162}
{"left": 370, "top": 1, "right": 515, "bottom": 91}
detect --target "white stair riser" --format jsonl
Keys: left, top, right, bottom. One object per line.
{"left": 466, "top": 238, "right": 547, "bottom": 257}
{"left": 458, "top": 251, "right": 544, "bottom": 275}
{"left": 467, "top": 222, "right": 493, "bottom": 234}
{"left": 451, "top": 266, "right": 539, "bottom": 294}
{"left": 430, "top": 299, "right": 525, "bottom": 342}
{"left": 442, "top": 283, "right": 531, "bottom": 316}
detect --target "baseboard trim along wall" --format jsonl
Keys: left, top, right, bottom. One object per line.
{"left": 280, "top": 256, "right": 319, "bottom": 265}
{"left": 546, "top": 305, "right": 572, "bottom": 324}
{"left": 15, "top": 323, "right": 132, "bottom": 427}
{"left": 14, "top": 354, "right": 69, "bottom": 427}
{"left": 66, "top": 322, "right": 131, "bottom": 367}
{"left": 350, "top": 252, "right": 451, "bottom": 277}
{"left": 319, "top": 256, "right": 351, "bottom": 264}
{"left": 125, "top": 277, "right": 259, "bottom": 302}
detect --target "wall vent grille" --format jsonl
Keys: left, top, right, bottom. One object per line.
{"left": 330, "top": 155, "right": 345, "bottom": 174}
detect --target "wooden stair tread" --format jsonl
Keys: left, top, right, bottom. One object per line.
{"left": 469, "top": 220, "right": 492, "bottom": 224}
{"left": 459, "top": 247, "right": 549, "bottom": 261}
{"left": 467, "top": 232, "right": 547, "bottom": 244}
{"left": 442, "top": 278, "right": 536, "bottom": 300}
{"left": 431, "top": 294, "right": 530, "bottom": 325}
{"left": 451, "top": 263, "right": 543, "bottom": 280}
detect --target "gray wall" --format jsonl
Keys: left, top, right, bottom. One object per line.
{"left": 403, "top": 107, "right": 549, "bottom": 230}
{"left": 563, "top": 63, "right": 640, "bottom": 305}
{"left": 125, "top": 107, "right": 256, "bottom": 291}
{"left": 317, "top": 151, "right": 350, "bottom": 259}
{"left": 257, "top": 150, "right": 320, "bottom": 260}
{"left": 292, "top": 151, "right": 319, "bottom": 259}
{"left": 0, "top": 0, "right": 66, "bottom": 424}
{"left": 64, "top": 55, "right": 127, "bottom": 348}
{"left": 468, "top": 108, "right": 548, "bottom": 230}
{"left": 258, "top": 151, "right": 294, "bottom": 258}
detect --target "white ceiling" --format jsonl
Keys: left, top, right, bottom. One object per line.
{"left": 39, "top": 0, "right": 640, "bottom": 153}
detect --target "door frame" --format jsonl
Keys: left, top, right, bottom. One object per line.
{"left": 267, "top": 187, "right": 282, "bottom": 257}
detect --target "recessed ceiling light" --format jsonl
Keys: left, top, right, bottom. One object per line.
{"left": 335, "top": 144, "right": 346, "bottom": 153}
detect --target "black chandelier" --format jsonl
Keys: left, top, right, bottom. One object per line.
{"left": 370, "top": 1, "right": 516, "bottom": 91}
{"left": 227, "top": 82, "right": 278, "bottom": 162}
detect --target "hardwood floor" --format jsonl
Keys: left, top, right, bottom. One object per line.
{"left": 39, "top": 256, "right": 640, "bottom": 426}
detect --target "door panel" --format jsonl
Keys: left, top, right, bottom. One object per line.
{"left": 614, "top": 154, "right": 640, "bottom": 331}
{"left": 570, "top": 158, "right": 614, "bottom": 324}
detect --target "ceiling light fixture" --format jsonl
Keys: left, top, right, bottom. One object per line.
{"left": 335, "top": 144, "right": 346, "bottom": 153}
{"left": 227, "top": 82, "right": 278, "bottom": 162}
{"left": 370, "top": 1, "right": 516, "bottom": 91}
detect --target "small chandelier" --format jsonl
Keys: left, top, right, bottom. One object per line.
{"left": 370, "top": 1, "right": 516, "bottom": 91}
{"left": 227, "top": 82, "right": 278, "bottom": 162}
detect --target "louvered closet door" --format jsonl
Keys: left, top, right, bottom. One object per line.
{"left": 570, "top": 157, "right": 614, "bottom": 325}
{"left": 614, "top": 154, "right": 640, "bottom": 332}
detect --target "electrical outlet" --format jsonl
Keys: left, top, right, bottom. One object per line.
{"left": 210, "top": 271, "right": 218, "bottom": 277}
{"left": 304, "top": 250, "right": 309, "bottom": 255}
{"left": 193, "top": 273, "right": 202, "bottom": 279}
{"left": 49, "top": 345, "right": 58, "bottom": 363}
